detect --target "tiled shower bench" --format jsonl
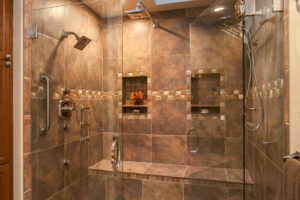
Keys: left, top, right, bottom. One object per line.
{"left": 89, "top": 160, "right": 254, "bottom": 200}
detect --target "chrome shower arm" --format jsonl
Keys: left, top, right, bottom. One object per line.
{"left": 62, "top": 30, "right": 80, "bottom": 40}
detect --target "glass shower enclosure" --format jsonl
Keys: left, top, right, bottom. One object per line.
{"left": 24, "top": 0, "right": 286, "bottom": 199}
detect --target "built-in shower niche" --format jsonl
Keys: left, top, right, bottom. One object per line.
{"left": 122, "top": 76, "right": 148, "bottom": 114}
{"left": 191, "top": 73, "right": 220, "bottom": 115}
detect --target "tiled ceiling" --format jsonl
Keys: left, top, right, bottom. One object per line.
{"left": 81, "top": 0, "right": 212, "bottom": 17}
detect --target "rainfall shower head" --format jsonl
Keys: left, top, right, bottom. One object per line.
{"left": 196, "top": 0, "right": 239, "bottom": 25}
{"left": 125, "top": 0, "right": 159, "bottom": 28}
{"left": 62, "top": 30, "right": 92, "bottom": 50}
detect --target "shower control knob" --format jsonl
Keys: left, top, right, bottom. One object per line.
{"left": 5, "top": 61, "right": 11, "bottom": 67}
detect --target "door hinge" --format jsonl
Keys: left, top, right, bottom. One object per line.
{"left": 29, "top": 25, "right": 39, "bottom": 39}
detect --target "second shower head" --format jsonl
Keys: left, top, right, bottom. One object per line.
{"left": 62, "top": 30, "right": 92, "bottom": 51}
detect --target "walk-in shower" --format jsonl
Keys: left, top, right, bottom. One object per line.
{"left": 23, "top": 0, "right": 286, "bottom": 199}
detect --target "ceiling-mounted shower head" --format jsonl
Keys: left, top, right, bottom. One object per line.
{"left": 196, "top": 0, "right": 239, "bottom": 25}
{"left": 125, "top": 0, "right": 159, "bottom": 28}
{"left": 62, "top": 30, "right": 92, "bottom": 50}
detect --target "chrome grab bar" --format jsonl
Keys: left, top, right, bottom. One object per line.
{"left": 40, "top": 74, "right": 50, "bottom": 135}
{"left": 111, "top": 136, "right": 121, "bottom": 170}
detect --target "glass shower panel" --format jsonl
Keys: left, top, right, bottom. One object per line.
{"left": 30, "top": 0, "right": 123, "bottom": 199}
{"left": 244, "top": 0, "right": 286, "bottom": 199}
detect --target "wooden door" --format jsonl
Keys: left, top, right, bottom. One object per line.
{"left": 0, "top": 0, "right": 13, "bottom": 199}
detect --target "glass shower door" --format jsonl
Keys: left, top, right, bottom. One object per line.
{"left": 29, "top": 0, "right": 123, "bottom": 199}
{"left": 243, "top": 1, "right": 286, "bottom": 199}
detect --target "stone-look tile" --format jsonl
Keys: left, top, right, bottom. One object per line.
{"left": 123, "top": 57, "right": 150, "bottom": 74}
{"left": 226, "top": 168, "right": 253, "bottom": 184}
{"left": 266, "top": 96, "right": 284, "bottom": 170}
{"left": 264, "top": 13, "right": 284, "bottom": 83}
{"left": 190, "top": 23, "right": 241, "bottom": 73}
{"left": 122, "top": 118, "right": 151, "bottom": 134}
{"left": 252, "top": 146, "right": 265, "bottom": 200}
{"left": 66, "top": 177, "right": 89, "bottom": 200}
{"left": 89, "top": 134, "right": 103, "bottom": 166}
{"left": 184, "top": 166, "right": 226, "bottom": 181}
{"left": 123, "top": 161, "right": 150, "bottom": 174}
{"left": 152, "top": 135, "right": 187, "bottom": 165}
{"left": 31, "top": 34, "right": 65, "bottom": 96}
{"left": 24, "top": 116, "right": 31, "bottom": 154}
{"left": 226, "top": 137, "right": 243, "bottom": 169}
{"left": 32, "top": 146, "right": 64, "bottom": 200}
{"left": 65, "top": 4, "right": 89, "bottom": 40}
{"left": 24, "top": 154, "right": 32, "bottom": 192}
{"left": 103, "top": 59, "right": 121, "bottom": 92}
{"left": 225, "top": 100, "right": 243, "bottom": 137}
{"left": 89, "top": 100, "right": 103, "bottom": 136}
{"left": 105, "top": 176, "right": 123, "bottom": 200}
{"left": 152, "top": 55, "right": 187, "bottom": 91}
{"left": 87, "top": 57, "right": 102, "bottom": 91}
{"left": 23, "top": 78, "right": 31, "bottom": 116}
{"left": 124, "top": 178, "right": 142, "bottom": 200}
{"left": 32, "top": 99, "right": 64, "bottom": 151}
{"left": 145, "top": 163, "right": 186, "bottom": 178}
{"left": 264, "top": 159, "right": 283, "bottom": 200}
{"left": 188, "top": 137, "right": 225, "bottom": 168}
{"left": 24, "top": 40, "right": 31, "bottom": 78}
{"left": 151, "top": 16, "right": 189, "bottom": 56}
{"left": 123, "top": 20, "right": 151, "bottom": 58}
{"left": 191, "top": 73, "right": 220, "bottom": 105}
{"left": 47, "top": 189, "right": 65, "bottom": 200}
{"left": 66, "top": 140, "right": 88, "bottom": 186}
{"left": 65, "top": 39, "right": 89, "bottom": 90}
{"left": 32, "top": 0, "right": 65, "bottom": 10}
{"left": 103, "top": 23, "right": 122, "bottom": 59}
{"left": 89, "top": 174, "right": 105, "bottom": 200}
{"left": 103, "top": 99, "right": 119, "bottom": 133}
{"left": 32, "top": 6, "right": 65, "bottom": 40}
{"left": 152, "top": 100, "right": 187, "bottom": 135}
{"left": 184, "top": 184, "right": 226, "bottom": 200}
{"left": 227, "top": 189, "right": 243, "bottom": 200}
{"left": 192, "top": 118, "right": 226, "bottom": 137}
{"left": 123, "top": 134, "right": 152, "bottom": 162}
{"left": 143, "top": 181, "right": 183, "bottom": 200}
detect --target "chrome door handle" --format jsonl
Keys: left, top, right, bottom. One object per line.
{"left": 40, "top": 74, "right": 50, "bottom": 135}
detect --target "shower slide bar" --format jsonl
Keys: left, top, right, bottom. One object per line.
{"left": 39, "top": 74, "right": 50, "bottom": 135}
{"left": 80, "top": 105, "right": 90, "bottom": 143}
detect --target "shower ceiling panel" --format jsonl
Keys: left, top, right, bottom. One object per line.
{"left": 80, "top": 0, "right": 213, "bottom": 17}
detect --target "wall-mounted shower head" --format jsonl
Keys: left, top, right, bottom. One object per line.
{"left": 125, "top": 0, "right": 159, "bottom": 28}
{"left": 62, "top": 30, "right": 92, "bottom": 50}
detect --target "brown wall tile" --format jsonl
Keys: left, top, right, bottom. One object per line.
{"left": 122, "top": 118, "right": 151, "bottom": 134}
{"left": 184, "top": 184, "right": 226, "bottom": 200}
{"left": 152, "top": 55, "right": 187, "bottom": 91}
{"left": 23, "top": 78, "right": 31, "bottom": 116}
{"left": 143, "top": 180, "right": 183, "bottom": 200}
{"left": 152, "top": 100, "right": 187, "bottom": 135}
{"left": 152, "top": 135, "right": 187, "bottom": 165}
{"left": 124, "top": 178, "right": 142, "bottom": 200}
{"left": 89, "top": 174, "right": 105, "bottom": 200}
{"left": 123, "top": 134, "right": 152, "bottom": 162}
{"left": 89, "top": 134, "right": 103, "bottom": 166}
{"left": 24, "top": 116, "right": 31, "bottom": 154}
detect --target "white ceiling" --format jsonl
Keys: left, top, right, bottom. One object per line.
{"left": 82, "top": 0, "right": 212, "bottom": 17}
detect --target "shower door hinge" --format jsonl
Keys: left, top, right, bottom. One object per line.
{"left": 29, "top": 25, "right": 39, "bottom": 39}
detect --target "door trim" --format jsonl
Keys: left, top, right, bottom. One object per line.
{"left": 13, "top": 0, "right": 23, "bottom": 199}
